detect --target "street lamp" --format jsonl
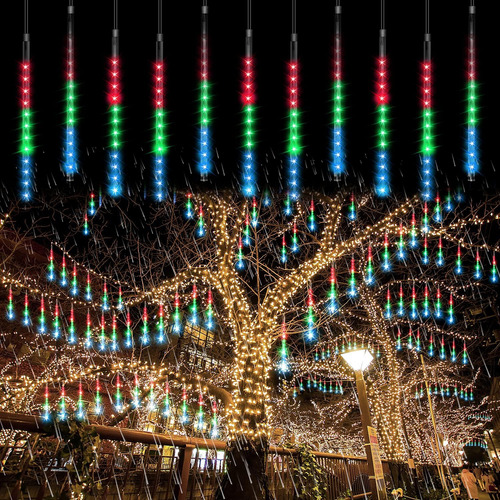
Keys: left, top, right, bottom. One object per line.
{"left": 342, "top": 349, "right": 387, "bottom": 500}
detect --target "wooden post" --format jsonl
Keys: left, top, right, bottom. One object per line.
{"left": 174, "top": 444, "right": 195, "bottom": 500}
{"left": 354, "top": 370, "right": 387, "bottom": 500}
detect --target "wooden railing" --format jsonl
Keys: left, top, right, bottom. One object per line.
{"left": 0, "top": 411, "right": 391, "bottom": 499}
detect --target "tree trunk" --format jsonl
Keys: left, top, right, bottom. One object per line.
{"left": 216, "top": 437, "right": 269, "bottom": 500}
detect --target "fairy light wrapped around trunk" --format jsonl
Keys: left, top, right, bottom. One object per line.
{"left": 331, "top": 1, "right": 345, "bottom": 177}
{"left": 63, "top": 0, "right": 77, "bottom": 176}
{"left": 108, "top": 0, "right": 123, "bottom": 197}
{"left": 374, "top": 4, "right": 390, "bottom": 197}
{"left": 153, "top": 1, "right": 167, "bottom": 201}
{"left": 241, "top": 13, "right": 256, "bottom": 197}
{"left": 465, "top": 2, "right": 479, "bottom": 179}
{"left": 198, "top": 0, "right": 212, "bottom": 178}
{"left": 20, "top": 3, "right": 33, "bottom": 202}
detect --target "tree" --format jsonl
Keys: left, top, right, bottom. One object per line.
{"left": 1, "top": 189, "right": 499, "bottom": 498}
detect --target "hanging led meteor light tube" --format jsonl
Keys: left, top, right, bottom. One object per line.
{"left": 331, "top": 1, "right": 345, "bottom": 178}
{"left": 153, "top": 0, "right": 167, "bottom": 200}
{"left": 63, "top": 0, "right": 77, "bottom": 176}
{"left": 108, "top": 0, "right": 123, "bottom": 197}
{"left": 287, "top": 0, "right": 301, "bottom": 201}
{"left": 420, "top": 0, "right": 434, "bottom": 201}
{"left": 198, "top": 0, "right": 212, "bottom": 178}
{"left": 374, "top": 0, "right": 390, "bottom": 196}
{"left": 465, "top": 1, "right": 478, "bottom": 179}
{"left": 20, "top": 0, "right": 33, "bottom": 201}
{"left": 241, "top": 0, "right": 256, "bottom": 197}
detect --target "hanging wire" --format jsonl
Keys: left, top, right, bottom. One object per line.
{"left": 247, "top": 0, "right": 252, "bottom": 31}
{"left": 292, "top": 0, "right": 296, "bottom": 34}
{"left": 158, "top": 0, "right": 163, "bottom": 34}
{"left": 24, "top": 0, "right": 29, "bottom": 34}
{"left": 114, "top": 0, "right": 118, "bottom": 30}
{"left": 380, "top": 0, "right": 385, "bottom": 30}
{"left": 425, "top": 0, "right": 430, "bottom": 34}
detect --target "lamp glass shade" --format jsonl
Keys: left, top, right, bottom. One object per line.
{"left": 341, "top": 349, "right": 374, "bottom": 371}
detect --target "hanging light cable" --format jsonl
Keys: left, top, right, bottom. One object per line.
{"left": 20, "top": 0, "right": 33, "bottom": 201}
{"left": 420, "top": 0, "right": 434, "bottom": 201}
{"left": 331, "top": 0, "right": 345, "bottom": 178}
{"left": 198, "top": 0, "right": 212, "bottom": 179}
{"left": 108, "top": 0, "right": 123, "bottom": 197}
{"left": 241, "top": 0, "right": 257, "bottom": 197}
{"left": 153, "top": 0, "right": 167, "bottom": 200}
{"left": 287, "top": 0, "right": 301, "bottom": 201}
{"left": 63, "top": 0, "right": 77, "bottom": 177}
{"left": 465, "top": 0, "right": 479, "bottom": 179}
{"left": 374, "top": 0, "right": 390, "bottom": 197}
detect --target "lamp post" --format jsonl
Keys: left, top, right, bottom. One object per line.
{"left": 341, "top": 349, "right": 387, "bottom": 500}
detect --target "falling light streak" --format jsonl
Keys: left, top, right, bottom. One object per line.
{"left": 420, "top": 43, "right": 434, "bottom": 200}
{"left": 465, "top": 3, "right": 479, "bottom": 178}
{"left": 331, "top": 3, "right": 345, "bottom": 177}
{"left": 20, "top": 28, "right": 33, "bottom": 201}
{"left": 63, "top": 2, "right": 78, "bottom": 176}
{"left": 374, "top": 20, "right": 390, "bottom": 196}
{"left": 152, "top": 42, "right": 167, "bottom": 200}
{"left": 241, "top": 47, "right": 256, "bottom": 196}
{"left": 198, "top": 2, "right": 212, "bottom": 178}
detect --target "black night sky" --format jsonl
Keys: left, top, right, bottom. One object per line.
{"left": 2, "top": 1, "right": 499, "bottom": 197}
